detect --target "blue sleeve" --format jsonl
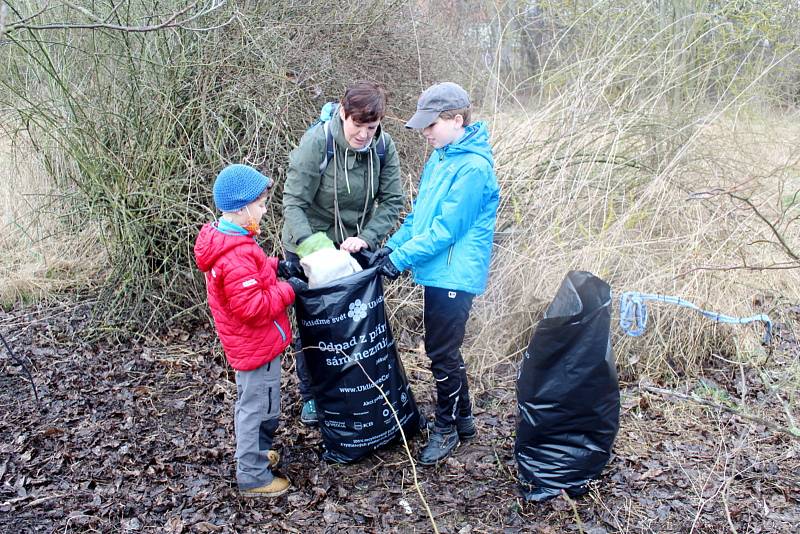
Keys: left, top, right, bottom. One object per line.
{"left": 387, "top": 154, "right": 435, "bottom": 251}
{"left": 386, "top": 205, "right": 414, "bottom": 250}
{"left": 389, "top": 163, "right": 491, "bottom": 271}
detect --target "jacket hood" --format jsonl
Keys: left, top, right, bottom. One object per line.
{"left": 440, "top": 121, "right": 494, "bottom": 167}
{"left": 194, "top": 222, "right": 253, "bottom": 272}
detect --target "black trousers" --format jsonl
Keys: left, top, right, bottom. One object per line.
{"left": 295, "top": 337, "right": 313, "bottom": 402}
{"left": 424, "top": 286, "right": 475, "bottom": 428}
{"left": 286, "top": 251, "right": 314, "bottom": 402}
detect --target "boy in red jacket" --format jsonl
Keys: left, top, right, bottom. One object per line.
{"left": 194, "top": 164, "right": 299, "bottom": 497}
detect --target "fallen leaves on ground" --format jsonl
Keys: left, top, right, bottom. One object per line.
{"left": 0, "top": 302, "right": 798, "bottom": 532}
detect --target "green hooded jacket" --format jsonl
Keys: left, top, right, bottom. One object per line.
{"left": 281, "top": 112, "right": 404, "bottom": 254}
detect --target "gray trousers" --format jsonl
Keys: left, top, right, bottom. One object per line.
{"left": 234, "top": 357, "right": 281, "bottom": 490}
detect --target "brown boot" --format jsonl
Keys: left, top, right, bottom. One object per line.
{"left": 240, "top": 476, "right": 290, "bottom": 498}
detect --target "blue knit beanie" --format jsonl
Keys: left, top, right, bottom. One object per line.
{"left": 212, "top": 164, "right": 272, "bottom": 212}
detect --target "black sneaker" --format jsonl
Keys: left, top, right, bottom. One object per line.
{"left": 300, "top": 399, "right": 318, "bottom": 426}
{"left": 426, "top": 415, "right": 476, "bottom": 440}
{"left": 418, "top": 425, "right": 459, "bottom": 465}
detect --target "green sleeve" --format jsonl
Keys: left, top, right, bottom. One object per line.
{"left": 358, "top": 135, "right": 404, "bottom": 249}
{"left": 282, "top": 128, "right": 325, "bottom": 247}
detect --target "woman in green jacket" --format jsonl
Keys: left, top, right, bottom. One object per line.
{"left": 281, "top": 81, "right": 404, "bottom": 424}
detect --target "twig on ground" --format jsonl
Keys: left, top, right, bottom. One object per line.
{"left": 313, "top": 344, "right": 439, "bottom": 534}
{"left": 351, "top": 353, "right": 439, "bottom": 534}
{"left": 738, "top": 361, "right": 747, "bottom": 405}
{"left": 688, "top": 419, "right": 730, "bottom": 534}
{"left": 1, "top": 330, "right": 40, "bottom": 406}
{"left": 560, "top": 490, "right": 586, "bottom": 534}
{"left": 640, "top": 384, "right": 800, "bottom": 440}
{"left": 752, "top": 366, "right": 799, "bottom": 432}
{"left": 721, "top": 477, "right": 738, "bottom": 534}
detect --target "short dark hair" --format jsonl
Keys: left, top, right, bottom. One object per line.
{"left": 341, "top": 81, "right": 386, "bottom": 123}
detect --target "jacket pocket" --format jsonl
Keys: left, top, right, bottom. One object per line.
{"left": 273, "top": 320, "right": 287, "bottom": 342}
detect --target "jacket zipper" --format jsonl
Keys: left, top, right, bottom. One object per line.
{"left": 273, "top": 320, "right": 287, "bottom": 342}
{"left": 447, "top": 245, "right": 454, "bottom": 265}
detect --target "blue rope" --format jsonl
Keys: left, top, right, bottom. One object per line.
{"left": 619, "top": 291, "right": 772, "bottom": 344}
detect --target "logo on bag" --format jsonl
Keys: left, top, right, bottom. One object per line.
{"left": 347, "top": 299, "right": 369, "bottom": 322}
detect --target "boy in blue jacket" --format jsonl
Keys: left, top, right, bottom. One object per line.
{"left": 377, "top": 82, "right": 500, "bottom": 465}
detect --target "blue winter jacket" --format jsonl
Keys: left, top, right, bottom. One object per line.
{"left": 386, "top": 121, "right": 500, "bottom": 295}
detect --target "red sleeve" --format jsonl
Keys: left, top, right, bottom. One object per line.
{"left": 223, "top": 257, "right": 290, "bottom": 324}
{"left": 277, "top": 281, "right": 295, "bottom": 306}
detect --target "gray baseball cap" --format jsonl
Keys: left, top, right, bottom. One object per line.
{"left": 405, "top": 82, "right": 471, "bottom": 129}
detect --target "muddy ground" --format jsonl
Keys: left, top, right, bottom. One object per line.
{"left": 1, "top": 301, "right": 798, "bottom": 533}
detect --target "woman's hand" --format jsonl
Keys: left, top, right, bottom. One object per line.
{"left": 340, "top": 237, "right": 368, "bottom": 253}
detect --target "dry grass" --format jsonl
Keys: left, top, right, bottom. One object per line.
{"left": 0, "top": 132, "right": 103, "bottom": 307}
{"left": 464, "top": 107, "right": 800, "bottom": 386}
{"left": 3, "top": 1, "right": 799, "bottom": 390}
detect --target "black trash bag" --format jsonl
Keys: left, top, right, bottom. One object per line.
{"left": 294, "top": 260, "right": 420, "bottom": 463}
{"left": 515, "top": 271, "right": 620, "bottom": 501}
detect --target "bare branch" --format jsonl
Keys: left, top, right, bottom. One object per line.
{"left": 63, "top": 2, "right": 103, "bottom": 23}
{"left": 177, "top": 3, "right": 236, "bottom": 32}
{"left": 0, "top": 3, "right": 7, "bottom": 39}
{"left": 4, "top": 0, "right": 227, "bottom": 34}
{"left": 675, "top": 260, "right": 800, "bottom": 279}
{"left": 104, "top": 1, "right": 125, "bottom": 24}
{"left": 178, "top": 12, "right": 236, "bottom": 33}
{"left": 729, "top": 193, "right": 799, "bottom": 261}
{"left": 3, "top": 0, "right": 50, "bottom": 30}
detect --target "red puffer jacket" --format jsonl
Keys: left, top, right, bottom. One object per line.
{"left": 194, "top": 223, "right": 295, "bottom": 371}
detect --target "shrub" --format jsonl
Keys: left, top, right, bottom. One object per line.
{"left": 0, "top": 1, "right": 454, "bottom": 333}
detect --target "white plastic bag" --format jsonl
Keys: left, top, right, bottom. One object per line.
{"left": 300, "top": 248, "right": 363, "bottom": 288}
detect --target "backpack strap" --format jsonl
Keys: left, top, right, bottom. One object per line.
{"left": 319, "top": 120, "right": 335, "bottom": 178}
{"left": 376, "top": 131, "right": 386, "bottom": 167}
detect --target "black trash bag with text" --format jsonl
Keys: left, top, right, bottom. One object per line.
{"left": 294, "top": 258, "right": 420, "bottom": 463}
{"left": 515, "top": 271, "right": 620, "bottom": 501}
